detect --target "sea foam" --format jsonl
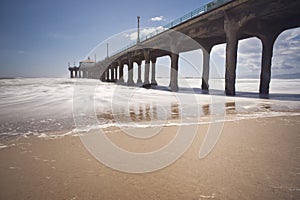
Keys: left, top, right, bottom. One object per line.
{"left": 0, "top": 78, "right": 299, "bottom": 138}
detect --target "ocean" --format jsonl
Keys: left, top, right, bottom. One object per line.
{"left": 0, "top": 78, "right": 299, "bottom": 139}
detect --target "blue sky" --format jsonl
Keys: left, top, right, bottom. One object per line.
{"left": 0, "top": 0, "right": 299, "bottom": 78}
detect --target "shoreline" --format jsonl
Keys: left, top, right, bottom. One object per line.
{"left": 1, "top": 115, "right": 299, "bottom": 199}
{"left": 1, "top": 109, "right": 300, "bottom": 140}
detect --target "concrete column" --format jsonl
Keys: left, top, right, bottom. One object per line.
{"left": 118, "top": 61, "right": 124, "bottom": 83}
{"left": 136, "top": 60, "right": 142, "bottom": 85}
{"left": 74, "top": 68, "right": 78, "bottom": 78}
{"left": 151, "top": 57, "right": 157, "bottom": 85}
{"left": 169, "top": 52, "right": 179, "bottom": 92}
{"left": 127, "top": 54, "right": 135, "bottom": 86}
{"left": 78, "top": 70, "right": 82, "bottom": 78}
{"left": 259, "top": 34, "right": 278, "bottom": 95}
{"left": 69, "top": 68, "right": 74, "bottom": 78}
{"left": 102, "top": 70, "right": 107, "bottom": 81}
{"left": 224, "top": 19, "right": 239, "bottom": 96}
{"left": 106, "top": 68, "right": 110, "bottom": 81}
{"left": 143, "top": 50, "right": 150, "bottom": 85}
{"left": 113, "top": 67, "right": 116, "bottom": 81}
{"left": 110, "top": 67, "right": 114, "bottom": 82}
{"left": 201, "top": 47, "right": 212, "bottom": 91}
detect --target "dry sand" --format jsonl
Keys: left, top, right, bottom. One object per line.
{"left": 0, "top": 116, "right": 299, "bottom": 200}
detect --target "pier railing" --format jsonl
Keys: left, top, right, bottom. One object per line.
{"left": 110, "top": 0, "right": 232, "bottom": 57}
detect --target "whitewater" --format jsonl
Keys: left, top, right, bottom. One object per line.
{"left": 0, "top": 78, "right": 299, "bottom": 138}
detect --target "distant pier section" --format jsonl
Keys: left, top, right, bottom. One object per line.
{"left": 68, "top": 0, "right": 300, "bottom": 95}
{"left": 68, "top": 57, "right": 95, "bottom": 79}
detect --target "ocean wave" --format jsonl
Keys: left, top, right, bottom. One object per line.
{"left": 0, "top": 78, "right": 299, "bottom": 138}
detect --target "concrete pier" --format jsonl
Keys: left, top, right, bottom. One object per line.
{"left": 106, "top": 68, "right": 110, "bottom": 81}
{"left": 127, "top": 54, "right": 135, "bottom": 86}
{"left": 68, "top": 0, "right": 300, "bottom": 95}
{"left": 114, "top": 65, "right": 119, "bottom": 82}
{"left": 143, "top": 50, "right": 150, "bottom": 86}
{"left": 68, "top": 67, "right": 74, "bottom": 78}
{"left": 68, "top": 67, "right": 79, "bottom": 78}
{"left": 224, "top": 19, "right": 239, "bottom": 96}
{"left": 201, "top": 46, "right": 212, "bottom": 91}
{"left": 136, "top": 60, "right": 142, "bottom": 85}
{"left": 259, "top": 33, "right": 279, "bottom": 94}
{"left": 169, "top": 52, "right": 179, "bottom": 92}
{"left": 150, "top": 57, "right": 157, "bottom": 85}
{"left": 110, "top": 67, "right": 115, "bottom": 82}
{"left": 118, "top": 61, "right": 124, "bottom": 83}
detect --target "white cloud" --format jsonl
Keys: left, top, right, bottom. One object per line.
{"left": 273, "top": 28, "right": 300, "bottom": 75}
{"left": 124, "top": 26, "right": 165, "bottom": 41}
{"left": 150, "top": 16, "right": 164, "bottom": 22}
{"left": 18, "top": 50, "right": 25, "bottom": 54}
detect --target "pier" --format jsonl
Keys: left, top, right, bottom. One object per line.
{"left": 69, "top": 0, "right": 300, "bottom": 95}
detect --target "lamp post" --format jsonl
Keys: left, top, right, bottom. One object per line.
{"left": 106, "top": 43, "right": 109, "bottom": 58}
{"left": 137, "top": 16, "right": 140, "bottom": 44}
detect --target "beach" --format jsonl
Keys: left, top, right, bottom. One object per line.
{"left": 1, "top": 115, "right": 299, "bottom": 200}
{"left": 0, "top": 78, "right": 299, "bottom": 199}
{"left": 1, "top": 0, "right": 300, "bottom": 198}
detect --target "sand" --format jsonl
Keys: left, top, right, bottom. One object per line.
{"left": 0, "top": 116, "right": 299, "bottom": 200}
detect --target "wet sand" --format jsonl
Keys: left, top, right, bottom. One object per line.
{"left": 0, "top": 116, "right": 299, "bottom": 200}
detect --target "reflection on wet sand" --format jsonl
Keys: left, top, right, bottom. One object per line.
{"left": 145, "top": 104, "right": 151, "bottom": 121}
{"left": 202, "top": 104, "right": 210, "bottom": 116}
{"left": 96, "top": 101, "right": 275, "bottom": 125}
{"left": 171, "top": 103, "right": 180, "bottom": 120}
{"left": 98, "top": 102, "right": 241, "bottom": 125}
{"left": 97, "top": 102, "right": 181, "bottom": 124}
{"left": 260, "top": 104, "right": 271, "bottom": 111}
{"left": 138, "top": 105, "right": 144, "bottom": 121}
{"left": 225, "top": 102, "right": 236, "bottom": 115}
{"left": 201, "top": 102, "right": 237, "bottom": 116}
{"left": 129, "top": 105, "right": 136, "bottom": 121}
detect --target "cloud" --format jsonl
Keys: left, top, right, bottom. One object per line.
{"left": 237, "top": 38, "right": 262, "bottom": 74}
{"left": 18, "top": 50, "right": 25, "bottom": 54}
{"left": 124, "top": 26, "right": 165, "bottom": 41}
{"left": 150, "top": 16, "right": 164, "bottom": 22}
{"left": 272, "top": 28, "right": 300, "bottom": 75}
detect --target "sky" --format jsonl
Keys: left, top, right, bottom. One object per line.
{"left": 0, "top": 0, "right": 299, "bottom": 78}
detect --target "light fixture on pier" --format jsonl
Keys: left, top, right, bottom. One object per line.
{"left": 137, "top": 16, "right": 140, "bottom": 44}
{"left": 106, "top": 43, "right": 109, "bottom": 58}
